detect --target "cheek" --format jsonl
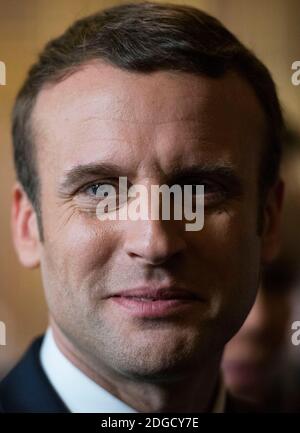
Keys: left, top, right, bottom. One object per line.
{"left": 195, "top": 207, "right": 260, "bottom": 278}
{"left": 41, "top": 212, "right": 120, "bottom": 292}
{"left": 190, "top": 208, "right": 261, "bottom": 329}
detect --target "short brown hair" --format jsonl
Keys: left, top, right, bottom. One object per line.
{"left": 12, "top": 1, "right": 284, "bottom": 237}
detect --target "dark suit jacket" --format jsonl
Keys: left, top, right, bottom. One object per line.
{"left": 0, "top": 335, "right": 257, "bottom": 413}
{"left": 0, "top": 336, "right": 68, "bottom": 413}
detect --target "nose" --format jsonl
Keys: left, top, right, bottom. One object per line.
{"left": 242, "top": 290, "right": 269, "bottom": 336}
{"left": 124, "top": 218, "right": 187, "bottom": 266}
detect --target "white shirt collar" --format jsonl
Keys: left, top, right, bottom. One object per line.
{"left": 40, "top": 328, "right": 137, "bottom": 413}
{"left": 40, "top": 327, "right": 225, "bottom": 413}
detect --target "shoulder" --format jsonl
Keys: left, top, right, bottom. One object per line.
{"left": 225, "top": 392, "right": 262, "bottom": 413}
{"left": 0, "top": 399, "right": 4, "bottom": 413}
{"left": 0, "top": 335, "right": 68, "bottom": 413}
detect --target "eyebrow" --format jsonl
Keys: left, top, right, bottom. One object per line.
{"left": 58, "top": 161, "right": 243, "bottom": 196}
{"left": 58, "top": 162, "right": 128, "bottom": 194}
{"left": 172, "top": 164, "right": 243, "bottom": 197}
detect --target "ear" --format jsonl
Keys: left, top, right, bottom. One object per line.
{"left": 261, "top": 179, "right": 284, "bottom": 264}
{"left": 11, "top": 182, "right": 41, "bottom": 268}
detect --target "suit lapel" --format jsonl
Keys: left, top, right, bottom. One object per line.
{"left": 0, "top": 335, "right": 70, "bottom": 413}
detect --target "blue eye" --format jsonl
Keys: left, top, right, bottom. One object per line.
{"left": 85, "top": 183, "right": 117, "bottom": 198}
{"left": 91, "top": 184, "right": 110, "bottom": 196}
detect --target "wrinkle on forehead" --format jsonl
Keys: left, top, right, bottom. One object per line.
{"left": 32, "top": 60, "right": 265, "bottom": 126}
{"left": 31, "top": 61, "right": 266, "bottom": 175}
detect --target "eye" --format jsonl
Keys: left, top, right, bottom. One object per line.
{"left": 85, "top": 183, "right": 116, "bottom": 198}
{"left": 184, "top": 180, "right": 223, "bottom": 195}
{"left": 200, "top": 181, "right": 222, "bottom": 194}
{"left": 80, "top": 180, "right": 130, "bottom": 210}
{"left": 182, "top": 180, "right": 229, "bottom": 209}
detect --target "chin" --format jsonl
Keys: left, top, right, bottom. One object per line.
{"left": 110, "top": 340, "right": 207, "bottom": 382}
{"left": 118, "top": 359, "right": 196, "bottom": 383}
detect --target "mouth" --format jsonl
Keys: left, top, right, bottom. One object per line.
{"left": 222, "top": 361, "right": 265, "bottom": 387}
{"left": 107, "top": 286, "right": 204, "bottom": 318}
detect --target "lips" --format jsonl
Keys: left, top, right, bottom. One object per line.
{"left": 222, "top": 361, "right": 265, "bottom": 387}
{"left": 107, "top": 286, "right": 203, "bottom": 318}
{"left": 110, "top": 286, "right": 200, "bottom": 300}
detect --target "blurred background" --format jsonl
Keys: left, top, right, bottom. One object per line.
{"left": 0, "top": 0, "right": 299, "bottom": 408}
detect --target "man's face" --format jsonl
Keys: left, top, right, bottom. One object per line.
{"left": 222, "top": 286, "right": 291, "bottom": 401}
{"left": 29, "top": 62, "right": 270, "bottom": 379}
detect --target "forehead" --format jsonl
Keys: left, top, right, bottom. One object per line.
{"left": 31, "top": 61, "right": 266, "bottom": 177}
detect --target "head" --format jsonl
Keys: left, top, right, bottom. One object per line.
{"left": 222, "top": 260, "right": 294, "bottom": 402}
{"left": 223, "top": 130, "right": 300, "bottom": 403}
{"left": 11, "top": 2, "right": 284, "bottom": 382}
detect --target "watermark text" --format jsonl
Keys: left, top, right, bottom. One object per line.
{"left": 0, "top": 61, "right": 6, "bottom": 85}
{"left": 291, "top": 61, "right": 300, "bottom": 86}
{"left": 0, "top": 321, "right": 6, "bottom": 346}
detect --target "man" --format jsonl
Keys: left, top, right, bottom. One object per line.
{"left": 0, "top": 2, "right": 283, "bottom": 412}
{"left": 223, "top": 261, "right": 293, "bottom": 410}
{"left": 223, "top": 132, "right": 300, "bottom": 411}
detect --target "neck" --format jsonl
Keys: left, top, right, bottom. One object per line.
{"left": 50, "top": 318, "right": 223, "bottom": 413}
